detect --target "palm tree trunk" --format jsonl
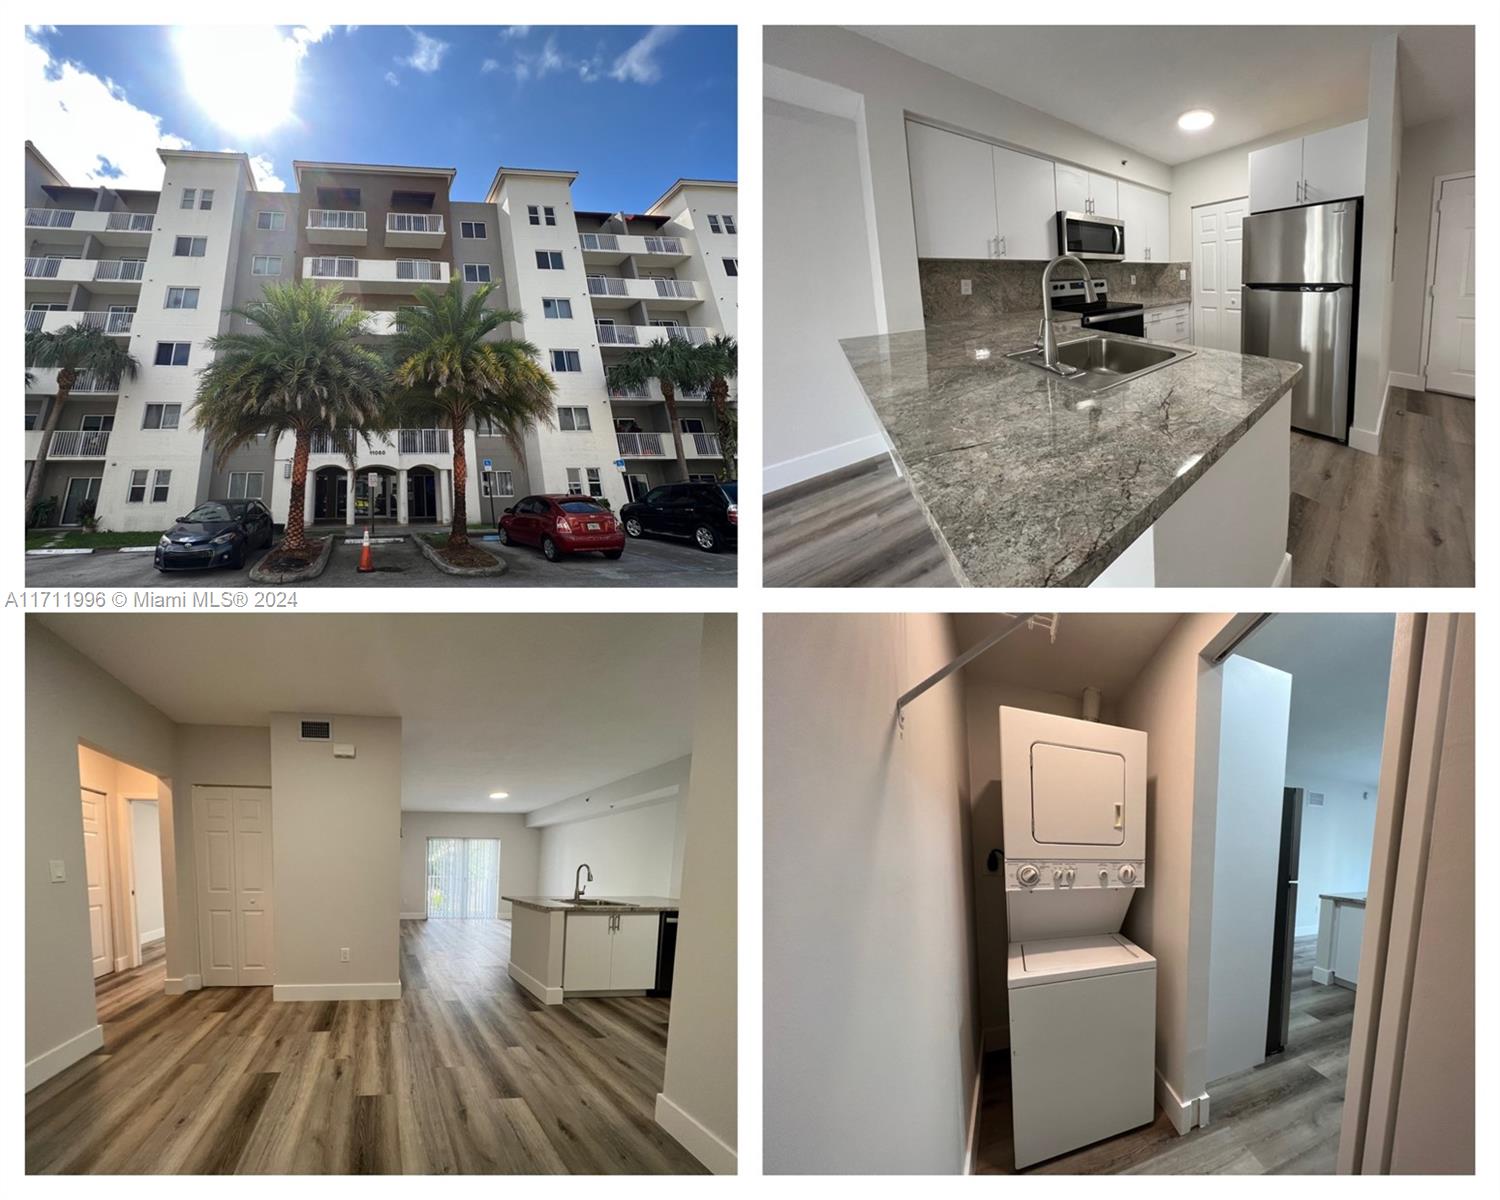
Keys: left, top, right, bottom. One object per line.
{"left": 23, "top": 374, "right": 75, "bottom": 523}
{"left": 662, "top": 382, "right": 689, "bottom": 483}
{"left": 708, "top": 376, "right": 737, "bottom": 479}
{"left": 282, "top": 431, "right": 311, "bottom": 553}
{"left": 449, "top": 411, "right": 470, "bottom": 546}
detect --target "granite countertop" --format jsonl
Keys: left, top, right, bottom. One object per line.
{"left": 839, "top": 310, "right": 1302, "bottom": 586}
{"left": 504, "top": 894, "right": 681, "bottom": 914}
{"left": 1319, "top": 892, "right": 1367, "bottom": 906}
{"left": 1140, "top": 299, "right": 1191, "bottom": 311}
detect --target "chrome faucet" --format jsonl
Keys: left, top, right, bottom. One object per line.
{"left": 573, "top": 863, "right": 593, "bottom": 901}
{"left": 1037, "top": 254, "right": 1097, "bottom": 374}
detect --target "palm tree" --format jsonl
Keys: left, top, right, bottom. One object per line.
{"left": 605, "top": 336, "right": 709, "bottom": 483}
{"left": 193, "top": 282, "right": 391, "bottom": 556}
{"left": 389, "top": 280, "right": 556, "bottom": 549}
{"left": 695, "top": 335, "right": 738, "bottom": 480}
{"left": 24, "top": 325, "right": 140, "bottom": 522}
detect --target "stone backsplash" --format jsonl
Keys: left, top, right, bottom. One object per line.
{"left": 919, "top": 258, "right": 1191, "bottom": 322}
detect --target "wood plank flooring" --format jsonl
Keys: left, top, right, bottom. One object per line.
{"left": 763, "top": 388, "right": 1474, "bottom": 588}
{"left": 975, "top": 936, "right": 1355, "bottom": 1174}
{"left": 26, "top": 919, "right": 704, "bottom": 1174}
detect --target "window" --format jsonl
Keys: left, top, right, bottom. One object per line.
{"left": 688, "top": 473, "right": 718, "bottom": 484}
{"left": 154, "top": 342, "right": 191, "bottom": 366}
{"left": 481, "top": 470, "right": 514, "bottom": 498}
{"left": 127, "top": 469, "right": 149, "bottom": 502}
{"left": 707, "top": 214, "right": 721, "bottom": 233}
{"left": 544, "top": 206, "right": 556, "bottom": 226}
{"left": 542, "top": 297, "right": 573, "bottom": 319}
{"left": 180, "top": 188, "right": 196, "bottom": 210}
{"left": 199, "top": 189, "right": 214, "bottom": 211}
{"left": 535, "top": 250, "right": 564, "bottom": 270}
{"left": 228, "top": 471, "right": 264, "bottom": 499}
{"left": 550, "top": 349, "right": 582, "bottom": 373}
{"left": 527, "top": 205, "right": 540, "bottom": 226}
{"left": 565, "top": 467, "right": 605, "bottom": 497}
{"left": 723, "top": 257, "right": 738, "bottom": 277}
{"left": 565, "top": 468, "right": 584, "bottom": 495}
{"left": 81, "top": 413, "right": 115, "bottom": 432}
{"left": 557, "top": 406, "right": 592, "bottom": 431}
{"left": 152, "top": 469, "right": 172, "bottom": 503}
{"left": 425, "top": 837, "right": 501, "bottom": 919}
{"left": 462, "top": 263, "right": 492, "bottom": 283}
{"left": 142, "top": 403, "right": 182, "bottom": 430}
{"left": 460, "top": 220, "right": 487, "bottom": 239}
{"left": 174, "top": 236, "right": 207, "bottom": 257}
{"left": 256, "top": 210, "right": 285, "bottom": 231}
{"left": 722, "top": 214, "right": 736, "bottom": 234}
{"left": 165, "top": 287, "right": 200, "bottom": 309}
{"left": 251, "top": 255, "right": 282, "bottom": 276}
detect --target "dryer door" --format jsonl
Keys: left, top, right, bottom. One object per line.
{"left": 1031, "top": 742, "right": 1126, "bottom": 846}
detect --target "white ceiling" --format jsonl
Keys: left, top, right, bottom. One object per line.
{"left": 40, "top": 613, "right": 705, "bottom": 814}
{"left": 1233, "top": 613, "right": 1396, "bottom": 783}
{"left": 848, "top": 26, "right": 1472, "bottom": 165}
{"left": 953, "top": 612, "right": 1180, "bottom": 699}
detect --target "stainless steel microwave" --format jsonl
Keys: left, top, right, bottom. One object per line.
{"left": 1056, "top": 210, "right": 1126, "bottom": 260}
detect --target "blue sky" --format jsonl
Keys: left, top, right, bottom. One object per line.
{"left": 25, "top": 25, "right": 737, "bottom": 209}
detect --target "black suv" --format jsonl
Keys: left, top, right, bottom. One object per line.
{"left": 620, "top": 481, "right": 737, "bottom": 552}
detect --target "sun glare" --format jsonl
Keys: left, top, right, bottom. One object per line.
{"left": 173, "top": 27, "right": 299, "bottom": 137}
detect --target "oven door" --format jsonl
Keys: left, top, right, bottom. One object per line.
{"left": 1082, "top": 309, "right": 1145, "bottom": 338}
{"left": 1057, "top": 211, "right": 1126, "bottom": 260}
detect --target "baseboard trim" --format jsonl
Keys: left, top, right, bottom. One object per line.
{"left": 399, "top": 911, "right": 426, "bottom": 920}
{"left": 1389, "top": 370, "right": 1426, "bottom": 391}
{"left": 1273, "top": 551, "right": 1293, "bottom": 588}
{"left": 507, "top": 961, "right": 562, "bottom": 1006}
{"left": 113, "top": 955, "right": 132, "bottom": 973}
{"left": 163, "top": 973, "right": 202, "bottom": 995}
{"left": 1349, "top": 377, "right": 1396, "bottom": 456}
{"left": 272, "top": 981, "right": 402, "bottom": 1001}
{"left": 139, "top": 927, "right": 165, "bottom": 944}
{"left": 654, "top": 1091, "right": 737, "bottom": 1175}
{"left": 763, "top": 433, "right": 889, "bottom": 497}
{"left": 964, "top": 1046, "right": 985, "bottom": 1174}
{"left": 1157, "top": 1069, "right": 1209, "bottom": 1135}
{"left": 26, "top": 1023, "right": 104, "bottom": 1089}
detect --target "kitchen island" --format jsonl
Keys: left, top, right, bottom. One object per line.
{"left": 839, "top": 311, "right": 1303, "bottom": 587}
{"left": 504, "top": 895, "right": 679, "bottom": 1005}
{"left": 1314, "top": 891, "right": 1366, "bottom": 989}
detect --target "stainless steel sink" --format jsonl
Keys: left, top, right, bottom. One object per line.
{"left": 1008, "top": 335, "right": 1195, "bottom": 391}
{"left": 562, "top": 897, "right": 632, "bottom": 907}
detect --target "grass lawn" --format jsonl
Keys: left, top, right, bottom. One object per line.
{"left": 26, "top": 530, "right": 166, "bottom": 550}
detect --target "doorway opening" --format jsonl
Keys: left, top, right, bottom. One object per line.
{"left": 407, "top": 466, "right": 439, "bottom": 522}
{"left": 313, "top": 465, "right": 347, "bottom": 522}
{"left": 425, "top": 837, "right": 502, "bottom": 919}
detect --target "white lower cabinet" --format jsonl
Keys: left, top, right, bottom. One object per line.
{"left": 563, "top": 911, "right": 660, "bottom": 992}
{"left": 1145, "top": 304, "right": 1192, "bottom": 345}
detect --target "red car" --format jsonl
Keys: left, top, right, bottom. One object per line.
{"left": 497, "top": 494, "right": 626, "bottom": 561}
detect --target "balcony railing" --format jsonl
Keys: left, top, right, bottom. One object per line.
{"left": 588, "top": 276, "right": 629, "bottom": 297}
{"left": 25, "top": 208, "right": 153, "bottom": 234}
{"left": 387, "top": 213, "right": 443, "bottom": 234}
{"left": 686, "top": 432, "right": 723, "bottom": 457}
{"left": 309, "top": 257, "right": 359, "bottom": 279}
{"left": 616, "top": 432, "right": 670, "bottom": 457}
{"left": 26, "top": 207, "right": 77, "bottom": 228}
{"left": 579, "top": 231, "right": 687, "bottom": 257}
{"left": 651, "top": 278, "right": 697, "bottom": 299}
{"left": 397, "top": 428, "right": 450, "bottom": 454}
{"left": 595, "top": 324, "right": 711, "bottom": 348}
{"left": 596, "top": 323, "right": 641, "bottom": 346}
{"left": 92, "top": 259, "right": 146, "bottom": 282}
{"left": 643, "top": 236, "right": 684, "bottom": 254}
{"left": 106, "top": 212, "right": 154, "bottom": 232}
{"left": 24, "top": 310, "right": 134, "bottom": 335}
{"left": 308, "top": 429, "right": 452, "bottom": 455}
{"left": 309, "top": 430, "right": 359, "bottom": 454}
{"left": 610, "top": 385, "right": 652, "bottom": 400}
{"left": 49, "top": 430, "right": 111, "bottom": 457}
{"left": 25, "top": 255, "right": 63, "bottom": 278}
{"left": 308, "top": 209, "right": 367, "bottom": 231}
{"left": 580, "top": 233, "right": 620, "bottom": 252}
{"left": 395, "top": 260, "right": 444, "bottom": 281}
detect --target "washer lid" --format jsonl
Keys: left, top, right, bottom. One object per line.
{"left": 1007, "top": 933, "right": 1156, "bottom": 988}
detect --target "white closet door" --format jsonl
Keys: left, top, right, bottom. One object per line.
{"left": 81, "top": 790, "right": 114, "bottom": 979}
{"left": 1193, "top": 205, "right": 1224, "bottom": 348}
{"left": 194, "top": 785, "right": 274, "bottom": 986}
{"left": 234, "top": 790, "right": 274, "bottom": 985}
{"left": 1425, "top": 175, "right": 1475, "bottom": 398}
{"left": 993, "top": 144, "right": 1058, "bottom": 259}
{"left": 906, "top": 121, "right": 998, "bottom": 259}
{"left": 1219, "top": 199, "right": 1246, "bottom": 352}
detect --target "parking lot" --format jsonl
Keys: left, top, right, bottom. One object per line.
{"left": 24, "top": 531, "right": 737, "bottom": 588}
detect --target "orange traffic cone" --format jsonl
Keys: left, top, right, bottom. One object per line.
{"left": 357, "top": 528, "right": 374, "bottom": 572}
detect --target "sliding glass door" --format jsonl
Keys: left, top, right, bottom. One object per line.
{"left": 426, "top": 837, "right": 502, "bottom": 919}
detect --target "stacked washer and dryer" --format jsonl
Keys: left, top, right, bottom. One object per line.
{"left": 999, "top": 706, "right": 1157, "bottom": 1169}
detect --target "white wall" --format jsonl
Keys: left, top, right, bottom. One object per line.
{"left": 1288, "top": 776, "right": 1379, "bottom": 934}
{"left": 398, "top": 811, "right": 540, "bottom": 919}
{"left": 657, "top": 615, "right": 737, "bottom": 1174}
{"left": 269, "top": 714, "right": 402, "bottom": 997}
{"left": 1206, "top": 656, "right": 1292, "bottom": 1082}
{"left": 537, "top": 800, "right": 682, "bottom": 900}
{"left": 764, "top": 613, "right": 977, "bottom": 1173}
{"left": 1389, "top": 111, "right": 1475, "bottom": 378}
{"left": 130, "top": 800, "right": 165, "bottom": 943}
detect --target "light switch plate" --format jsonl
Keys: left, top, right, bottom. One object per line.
{"left": 1179, "top": 268, "right": 1187, "bottom": 281}
{"left": 340, "top": 947, "right": 350, "bottom": 962}
{"left": 49, "top": 860, "right": 66, "bottom": 882}
{"left": 960, "top": 279, "right": 972, "bottom": 295}
{"left": 333, "top": 743, "right": 356, "bottom": 759}
{"left": 1130, "top": 273, "right": 1136, "bottom": 286}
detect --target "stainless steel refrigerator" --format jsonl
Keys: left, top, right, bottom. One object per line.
{"left": 1266, "top": 786, "right": 1304, "bottom": 1057}
{"left": 1242, "top": 199, "right": 1361, "bottom": 442}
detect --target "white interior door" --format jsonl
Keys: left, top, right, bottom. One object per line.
{"left": 1193, "top": 199, "right": 1247, "bottom": 351}
{"left": 1219, "top": 200, "right": 1246, "bottom": 351}
{"left": 1424, "top": 175, "right": 1475, "bottom": 398}
{"left": 193, "top": 785, "right": 273, "bottom": 986}
{"left": 234, "top": 791, "right": 274, "bottom": 985}
{"left": 81, "top": 789, "right": 114, "bottom": 979}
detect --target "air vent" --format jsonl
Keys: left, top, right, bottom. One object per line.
{"left": 1308, "top": 791, "right": 1325, "bottom": 807}
{"left": 299, "top": 719, "right": 332, "bottom": 742}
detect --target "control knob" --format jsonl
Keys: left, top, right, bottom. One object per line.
{"left": 1017, "top": 864, "right": 1040, "bottom": 887}
{"left": 1119, "top": 864, "right": 1137, "bottom": 884}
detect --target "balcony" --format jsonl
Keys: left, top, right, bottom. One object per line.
{"left": 579, "top": 231, "right": 689, "bottom": 267}
{"left": 683, "top": 431, "right": 723, "bottom": 458}
{"left": 25, "top": 207, "right": 154, "bottom": 249}
{"left": 595, "top": 323, "right": 711, "bottom": 350}
{"left": 304, "top": 256, "right": 449, "bottom": 294}
{"left": 27, "top": 368, "right": 123, "bottom": 395}
{"left": 26, "top": 256, "right": 145, "bottom": 294}
{"left": 609, "top": 383, "right": 715, "bottom": 406}
{"left": 384, "top": 212, "right": 445, "bottom": 250}
{"left": 585, "top": 276, "right": 701, "bottom": 311}
{"left": 306, "top": 209, "right": 368, "bottom": 246}
{"left": 615, "top": 431, "right": 673, "bottom": 459}
{"left": 307, "top": 428, "right": 451, "bottom": 458}
{"left": 25, "top": 310, "right": 134, "bottom": 337}
{"left": 48, "top": 430, "right": 111, "bottom": 458}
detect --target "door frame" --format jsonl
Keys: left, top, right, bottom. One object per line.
{"left": 1417, "top": 172, "right": 1475, "bottom": 394}
{"left": 120, "top": 796, "right": 164, "bottom": 972}
{"left": 61, "top": 475, "right": 102, "bottom": 526}
{"left": 81, "top": 785, "right": 115, "bottom": 980}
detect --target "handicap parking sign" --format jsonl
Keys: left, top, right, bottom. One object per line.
{"left": 482, "top": 458, "right": 493, "bottom": 470}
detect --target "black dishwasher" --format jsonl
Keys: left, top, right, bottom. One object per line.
{"left": 651, "top": 912, "right": 679, "bottom": 997}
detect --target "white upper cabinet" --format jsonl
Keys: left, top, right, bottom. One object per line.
{"left": 992, "top": 144, "right": 1058, "bottom": 260}
{"left": 1249, "top": 120, "right": 1367, "bottom": 213}
{"left": 907, "top": 121, "right": 999, "bottom": 259}
{"left": 1054, "top": 163, "right": 1117, "bottom": 217}
{"left": 1118, "top": 182, "right": 1172, "bottom": 262}
{"left": 1088, "top": 173, "right": 1119, "bottom": 219}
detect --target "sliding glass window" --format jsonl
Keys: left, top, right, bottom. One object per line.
{"left": 425, "top": 837, "right": 502, "bottom": 918}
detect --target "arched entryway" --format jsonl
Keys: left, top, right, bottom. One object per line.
{"left": 354, "top": 467, "right": 399, "bottom": 523}
{"left": 313, "top": 466, "right": 347, "bottom": 523}
{"left": 407, "top": 466, "right": 439, "bottom": 523}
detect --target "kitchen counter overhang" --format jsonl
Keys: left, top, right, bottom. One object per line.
{"left": 839, "top": 311, "right": 1303, "bottom": 587}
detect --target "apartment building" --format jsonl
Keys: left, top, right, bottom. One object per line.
{"left": 24, "top": 141, "right": 737, "bottom": 530}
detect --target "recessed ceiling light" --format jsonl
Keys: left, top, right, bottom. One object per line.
{"left": 489, "top": 792, "right": 509, "bottom": 800}
{"left": 1178, "top": 109, "right": 1215, "bottom": 132}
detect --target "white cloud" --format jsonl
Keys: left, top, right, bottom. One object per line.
{"left": 245, "top": 153, "right": 286, "bottom": 191}
{"left": 610, "top": 26, "right": 678, "bottom": 85}
{"left": 481, "top": 58, "right": 499, "bottom": 73}
{"left": 290, "top": 26, "right": 334, "bottom": 55}
{"left": 384, "top": 70, "right": 400, "bottom": 87}
{"left": 498, "top": 26, "right": 530, "bottom": 40}
{"left": 535, "top": 36, "right": 566, "bottom": 78}
{"left": 402, "top": 30, "right": 450, "bottom": 73}
{"left": 25, "top": 32, "right": 191, "bottom": 189}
